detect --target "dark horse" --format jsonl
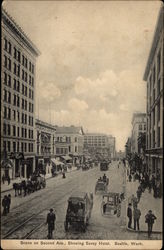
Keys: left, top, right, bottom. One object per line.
{"left": 13, "top": 183, "right": 22, "bottom": 196}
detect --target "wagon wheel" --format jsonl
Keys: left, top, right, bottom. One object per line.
{"left": 64, "top": 221, "right": 69, "bottom": 231}
{"left": 101, "top": 203, "right": 105, "bottom": 216}
{"left": 82, "top": 222, "right": 86, "bottom": 232}
{"left": 117, "top": 206, "right": 121, "bottom": 217}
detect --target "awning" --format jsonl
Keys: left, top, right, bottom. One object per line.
{"left": 1, "top": 159, "right": 13, "bottom": 168}
{"left": 51, "top": 158, "right": 64, "bottom": 166}
{"left": 61, "top": 155, "right": 72, "bottom": 161}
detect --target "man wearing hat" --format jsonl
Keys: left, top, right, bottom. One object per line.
{"left": 145, "top": 210, "right": 157, "bottom": 238}
{"left": 127, "top": 203, "right": 132, "bottom": 229}
{"left": 46, "top": 208, "right": 56, "bottom": 239}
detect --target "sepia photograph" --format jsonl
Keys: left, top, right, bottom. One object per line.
{"left": 1, "top": 0, "right": 163, "bottom": 249}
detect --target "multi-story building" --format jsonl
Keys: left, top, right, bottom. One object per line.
{"left": 143, "top": 6, "right": 163, "bottom": 181}
{"left": 55, "top": 126, "right": 85, "bottom": 164}
{"left": 107, "top": 135, "right": 116, "bottom": 159}
{"left": 84, "top": 133, "right": 110, "bottom": 159}
{"left": 35, "top": 119, "right": 56, "bottom": 173}
{"left": 125, "top": 137, "right": 132, "bottom": 158}
{"left": 1, "top": 9, "right": 40, "bottom": 179}
{"left": 131, "top": 113, "right": 146, "bottom": 154}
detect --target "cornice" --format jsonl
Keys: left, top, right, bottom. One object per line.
{"left": 143, "top": 6, "right": 164, "bottom": 81}
{"left": 2, "top": 8, "right": 41, "bottom": 57}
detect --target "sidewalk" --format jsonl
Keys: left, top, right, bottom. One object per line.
{"left": 1, "top": 166, "right": 78, "bottom": 193}
{"left": 126, "top": 173, "right": 162, "bottom": 233}
{"left": 1, "top": 173, "right": 52, "bottom": 193}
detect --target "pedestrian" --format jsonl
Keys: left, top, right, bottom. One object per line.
{"left": 2, "top": 174, "right": 5, "bottom": 184}
{"left": 127, "top": 203, "right": 132, "bottom": 229}
{"left": 136, "top": 188, "right": 142, "bottom": 202}
{"left": 129, "top": 174, "right": 132, "bottom": 182}
{"left": 2, "top": 195, "right": 8, "bottom": 216}
{"left": 7, "top": 176, "right": 10, "bottom": 185}
{"left": 6, "top": 194, "right": 11, "bottom": 213}
{"left": 46, "top": 208, "right": 56, "bottom": 239}
{"left": 131, "top": 194, "right": 138, "bottom": 209}
{"left": 133, "top": 205, "right": 141, "bottom": 231}
{"left": 145, "top": 210, "right": 157, "bottom": 238}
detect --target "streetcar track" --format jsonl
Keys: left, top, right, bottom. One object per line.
{"left": 3, "top": 185, "right": 75, "bottom": 239}
{"left": 2, "top": 167, "right": 99, "bottom": 239}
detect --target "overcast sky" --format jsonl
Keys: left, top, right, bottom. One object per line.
{"left": 3, "top": 0, "right": 161, "bottom": 150}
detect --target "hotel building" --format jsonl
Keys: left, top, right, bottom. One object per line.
{"left": 1, "top": 9, "right": 40, "bottom": 179}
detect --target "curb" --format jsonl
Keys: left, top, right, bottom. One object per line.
{"left": 1, "top": 168, "right": 78, "bottom": 194}
{"left": 126, "top": 227, "right": 162, "bottom": 234}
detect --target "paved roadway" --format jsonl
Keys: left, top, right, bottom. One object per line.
{"left": 1, "top": 161, "right": 161, "bottom": 240}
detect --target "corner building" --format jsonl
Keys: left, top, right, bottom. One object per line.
{"left": 143, "top": 7, "right": 163, "bottom": 181}
{"left": 1, "top": 9, "right": 40, "bottom": 179}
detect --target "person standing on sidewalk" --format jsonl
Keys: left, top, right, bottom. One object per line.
{"left": 46, "top": 208, "right": 56, "bottom": 239}
{"left": 2, "top": 174, "right": 5, "bottom": 184}
{"left": 2, "top": 195, "right": 8, "bottom": 216}
{"left": 145, "top": 210, "right": 157, "bottom": 238}
{"left": 6, "top": 194, "right": 11, "bottom": 213}
{"left": 127, "top": 203, "right": 132, "bottom": 229}
{"left": 7, "top": 176, "right": 10, "bottom": 185}
{"left": 133, "top": 205, "right": 141, "bottom": 231}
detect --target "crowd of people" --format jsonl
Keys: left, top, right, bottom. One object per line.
{"left": 126, "top": 162, "right": 160, "bottom": 238}
{"left": 127, "top": 168, "right": 162, "bottom": 199}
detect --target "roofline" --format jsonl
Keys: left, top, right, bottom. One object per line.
{"left": 131, "top": 113, "right": 146, "bottom": 125}
{"left": 35, "top": 119, "right": 56, "bottom": 131}
{"left": 143, "top": 6, "right": 164, "bottom": 81}
{"left": 2, "top": 7, "right": 41, "bottom": 57}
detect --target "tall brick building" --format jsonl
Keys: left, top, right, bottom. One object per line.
{"left": 1, "top": 8, "right": 40, "bottom": 179}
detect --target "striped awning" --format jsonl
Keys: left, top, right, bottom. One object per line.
{"left": 51, "top": 158, "right": 64, "bottom": 166}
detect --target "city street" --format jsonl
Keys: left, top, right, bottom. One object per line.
{"left": 1, "top": 162, "right": 161, "bottom": 240}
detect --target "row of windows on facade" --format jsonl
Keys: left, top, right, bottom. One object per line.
{"left": 56, "top": 146, "right": 78, "bottom": 154}
{"left": 40, "top": 147, "right": 54, "bottom": 154}
{"left": 4, "top": 38, "right": 35, "bottom": 74}
{"left": 4, "top": 58, "right": 35, "bottom": 87}
{"left": 148, "top": 49, "right": 161, "bottom": 92}
{"left": 84, "top": 143, "right": 106, "bottom": 147}
{"left": 146, "top": 126, "right": 161, "bottom": 149}
{"left": 147, "top": 101, "right": 161, "bottom": 130}
{"left": 3, "top": 123, "right": 34, "bottom": 139}
{"left": 84, "top": 138, "right": 106, "bottom": 142}
{"left": 3, "top": 107, "right": 34, "bottom": 126}
{"left": 4, "top": 72, "right": 34, "bottom": 99}
{"left": 3, "top": 91, "right": 34, "bottom": 113}
{"left": 56, "top": 137, "right": 78, "bottom": 143}
{"left": 148, "top": 78, "right": 161, "bottom": 108}
{"left": 3, "top": 140, "right": 34, "bottom": 153}
{"left": 138, "top": 124, "right": 146, "bottom": 130}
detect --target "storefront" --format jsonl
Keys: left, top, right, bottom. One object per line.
{"left": 1, "top": 159, "right": 14, "bottom": 179}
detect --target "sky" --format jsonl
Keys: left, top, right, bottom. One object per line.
{"left": 3, "top": 0, "right": 162, "bottom": 151}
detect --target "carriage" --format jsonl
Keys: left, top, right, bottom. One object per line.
{"left": 100, "top": 161, "right": 109, "bottom": 171}
{"left": 95, "top": 180, "right": 108, "bottom": 194}
{"left": 64, "top": 192, "right": 93, "bottom": 232}
{"left": 101, "top": 192, "right": 121, "bottom": 217}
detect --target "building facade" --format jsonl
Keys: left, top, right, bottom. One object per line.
{"left": 107, "top": 135, "right": 116, "bottom": 159}
{"left": 131, "top": 113, "right": 146, "bottom": 154}
{"left": 125, "top": 137, "right": 132, "bottom": 158}
{"left": 143, "top": 6, "right": 163, "bottom": 181}
{"left": 84, "top": 133, "right": 110, "bottom": 159}
{"left": 1, "top": 9, "right": 40, "bottom": 179}
{"left": 35, "top": 119, "right": 56, "bottom": 174}
{"left": 55, "top": 126, "right": 85, "bottom": 165}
